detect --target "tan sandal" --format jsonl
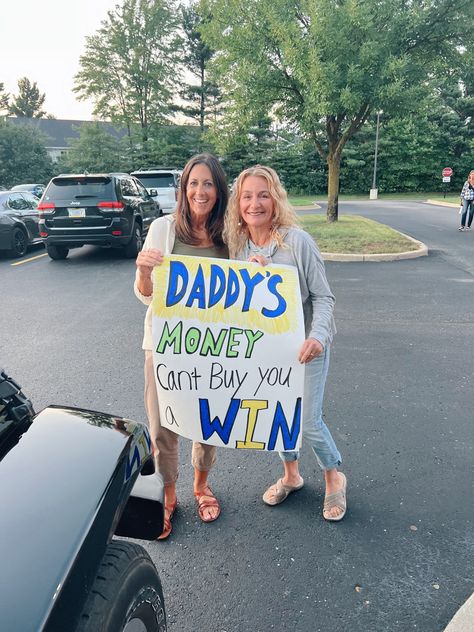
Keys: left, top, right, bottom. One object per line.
{"left": 194, "top": 486, "right": 221, "bottom": 523}
{"left": 157, "top": 500, "right": 177, "bottom": 540}
{"left": 323, "top": 473, "right": 347, "bottom": 521}
{"left": 262, "top": 477, "right": 304, "bottom": 506}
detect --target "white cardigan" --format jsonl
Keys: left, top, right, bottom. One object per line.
{"left": 134, "top": 215, "right": 176, "bottom": 350}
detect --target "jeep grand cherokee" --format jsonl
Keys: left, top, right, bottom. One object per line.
{"left": 38, "top": 173, "right": 161, "bottom": 260}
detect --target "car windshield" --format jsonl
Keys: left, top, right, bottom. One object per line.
{"left": 45, "top": 177, "right": 113, "bottom": 200}
{"left": 135, "top": 174, "right": 175, "bottom": 188}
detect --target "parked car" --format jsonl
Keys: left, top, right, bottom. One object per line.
{"left": 0, "top": 367, "right": 167, "bottom": 631}
{"left": 0, "top": 190, "right": 42, "bottom": 257}
{"left": 38, "top": 173, "right": 161, "bottom": 260}
{"left": 130, "top": 168, "right": 181, "bottom": 214}
{"left": 11, "top": 183, "right": 46, "bottom": 198}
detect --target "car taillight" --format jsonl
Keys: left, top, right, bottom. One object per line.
{"left": 40, "top": 232, "right": 48, "bottom": 237}
{"left": 97, "top": 201, "right": 124, "bottom": 209}
{"left": 37, "top": 203, "right": 55, "bottom": 214}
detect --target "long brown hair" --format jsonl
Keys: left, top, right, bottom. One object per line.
{"left": 175, "top": 153, "right": 228, "bottom": 246}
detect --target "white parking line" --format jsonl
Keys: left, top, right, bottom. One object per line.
{"left": 11, "top": 253, "right": 48, "bottom": 266}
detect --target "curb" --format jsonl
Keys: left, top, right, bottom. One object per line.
{"left": 426, "top": 199, "right": 459, "bottom": 208}
{"left": 321, "top": 232, "right": 428, "bottom": 262}
{"left": 293, "top": 206, "right": 429, "bottom": 262}
{"left": 443, "top": 592, "right": 474, "bottom": 632}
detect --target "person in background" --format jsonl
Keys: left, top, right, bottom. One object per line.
{"left": 134, "top": 153, "right": 229, "bottom": 539}
{"left": 459, "top": 170, "right": 474, "bottom": 231}
{"left": 224, "top": 164, "right": 347, "bottom": 521}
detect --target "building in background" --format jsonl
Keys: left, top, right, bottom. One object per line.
{"left": 6, "top": 117, "right": 126, "bottom": 162}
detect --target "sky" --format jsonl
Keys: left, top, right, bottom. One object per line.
{"left": 1, "top": 0, "right": 121, "bottom": 120}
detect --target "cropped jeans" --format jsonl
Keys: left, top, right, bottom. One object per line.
{"left": 280, "top": 345, "right": 341, "bottom": 470}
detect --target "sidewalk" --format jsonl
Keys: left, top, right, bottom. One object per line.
{"left": 443, "top": 593, "right": 474, "bottom": 632}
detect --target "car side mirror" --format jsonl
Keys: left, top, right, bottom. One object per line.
{"left": 149, "top": 189, "right": 157, "bottom": 197}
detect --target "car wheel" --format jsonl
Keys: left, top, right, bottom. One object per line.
{"left": 124, "top": 223, "right": 143, "bottom": 258}
{"left": 46, "top": 244, "right": 69, "bottom": 260}
{"left": 9, "top": 227, "right": 28, "bottom": 257}
{"left": 75, "top": 541, "right": 166, "bottom": 632}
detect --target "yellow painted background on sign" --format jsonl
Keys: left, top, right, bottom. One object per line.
{"left": 152, "top": 256, "right": 299, "bottom": 335}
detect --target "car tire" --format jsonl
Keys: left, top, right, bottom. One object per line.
{"left": 46, "top": 245, "right": 69, "bottom": 260}
{"left": 123, "top": 223, "right": 143, "bottom": 258}
{"left": 75, "top": 541, "right": 166, "bottom": 632}
{"left": 9, "top": 227, "right": 28, "bottom": 257}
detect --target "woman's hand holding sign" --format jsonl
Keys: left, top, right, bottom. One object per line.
{"left": 298, "top": 337, "right": 324, "bottom": 364}
{"left": 136, "top": 248, "right": 164, "bottom": 297}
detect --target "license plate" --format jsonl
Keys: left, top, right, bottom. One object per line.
{"left": 68, "top": 208, "right": 86, "bottom": 218}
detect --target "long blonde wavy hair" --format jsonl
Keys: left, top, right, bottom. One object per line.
{"left": 223, "top": 164, "right": 299, "bottom": 257}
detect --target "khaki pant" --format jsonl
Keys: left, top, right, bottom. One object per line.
{"left": 144, "top": 350, "right": 216, "bottom": 485}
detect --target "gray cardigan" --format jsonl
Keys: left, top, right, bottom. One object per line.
{"left": 238, "top": 227, "right": 336, "bottom": 348}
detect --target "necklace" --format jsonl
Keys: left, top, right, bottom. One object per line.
{"left": 248, "top": 238, "right": 274, "bottom": 258}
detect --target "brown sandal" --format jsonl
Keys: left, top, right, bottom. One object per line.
{"left": 194, "top": 486, "right": 221, "bottom": 523}
{"left": 157, "top": 500, "right": 177, "bottom": 540}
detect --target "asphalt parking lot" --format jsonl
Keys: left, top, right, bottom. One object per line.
{"left": 1, "top": 200, "right": 473, "bottom": 632}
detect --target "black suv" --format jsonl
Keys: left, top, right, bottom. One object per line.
{"left": 38, "top": 173, "right": 161, "bottom": 260}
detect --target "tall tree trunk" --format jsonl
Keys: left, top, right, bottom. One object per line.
{"left": 327, "top": 152, "right": 341, "bottom": 223}
{"left": 200, "top": 60, "right": 205, "bottom": 133}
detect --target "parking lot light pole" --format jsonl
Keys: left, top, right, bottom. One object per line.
{"left": 370, "top": 111, "right": 381, "bottom": 200}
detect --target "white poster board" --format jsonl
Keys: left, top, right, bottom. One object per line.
{"left": 151, "top": 255, "right": 305, "bottom": 451}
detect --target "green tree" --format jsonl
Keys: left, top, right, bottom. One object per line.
{"left": 0, "top": 121, "right": 52, "bottom": 188}
{"left": 57, "top": 123, "right": 125, "bottom": 173}
{"left": 177, "top": 3, "right": 221, "bottom": 134}
{"left": 8, "top": 77, "right": 47, "bottom": 118}
{"left": 140, "top": 125, "right": 204, "bottom": 168}
{"left": 0, "top": 82, "right": 9, "bottom": 115}
{"left": 74, "top": 0, "right": 180, "bottom": 148}
{"left": 201, "top": 0, "right": 472, "bottom": 220}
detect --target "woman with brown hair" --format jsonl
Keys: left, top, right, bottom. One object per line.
{"left": 134, "top": 153, "right": 229, "bottom": 539}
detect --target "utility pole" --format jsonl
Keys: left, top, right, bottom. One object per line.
{"left": 370, "top": 111, "right": 381, "bottom": 200}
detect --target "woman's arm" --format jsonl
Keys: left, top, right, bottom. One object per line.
{"left": 293, "top": 230, "right": 336, "bottom": 350}
{"left": 133, "top": 217, "right": 170, "bottom": 304}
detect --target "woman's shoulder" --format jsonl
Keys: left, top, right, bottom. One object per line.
{"left": 150, "top": 214, "right": 175, "bottom": 232}
{"left": 284, "top": 226, "right": 317, "bottom": 247}
{"left": 147, "top": 214, "right": 175, "bottom": 243}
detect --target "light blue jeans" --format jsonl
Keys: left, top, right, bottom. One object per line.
{"left": 280, "top": 345, "right": 342, "bottom": 470}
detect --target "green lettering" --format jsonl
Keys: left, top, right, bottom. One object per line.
{"left": 200, "top": 328, "right": 228, "bottom": 356}
{"left": 226, "top": 327, "right": 243, "bottom": 357}
{"left": 244, "top": 329, "right": 264, "bottom": 358}
{"left": 156, "top": 321, "right": 182, "bottom": 354}
{"left": 185, "top": 327, "right": 201, "bottom": 353}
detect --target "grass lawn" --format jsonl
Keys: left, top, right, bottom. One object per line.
{"left": 289, "top": 192, "right": 460, "bottom": 206}
{"left": 300, "top": 214, "right": 419, "bottom": 254}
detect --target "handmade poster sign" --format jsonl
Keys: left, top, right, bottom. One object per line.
{"left": 151, "top": 255, "right": 305, "bottom": 451}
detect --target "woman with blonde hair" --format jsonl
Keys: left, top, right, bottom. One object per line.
{"left": 224, "top": 165, "right": 347, "bottom": 521}
{"left": 459, "top": 170, "right": 474, "bottom": 231}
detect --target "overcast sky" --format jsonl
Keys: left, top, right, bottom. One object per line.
{"left": 1, "top": 0, "right": 120, "bottom": 120}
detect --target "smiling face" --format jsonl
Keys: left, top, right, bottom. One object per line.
{"left": 239, "top": 175, "right": 275, "bottom": 233}
{"left": 469, "top": 171, "right": 474, "bottom": 184}
{"left": 186, "top": 163, "right": 218, "bottom": 220}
